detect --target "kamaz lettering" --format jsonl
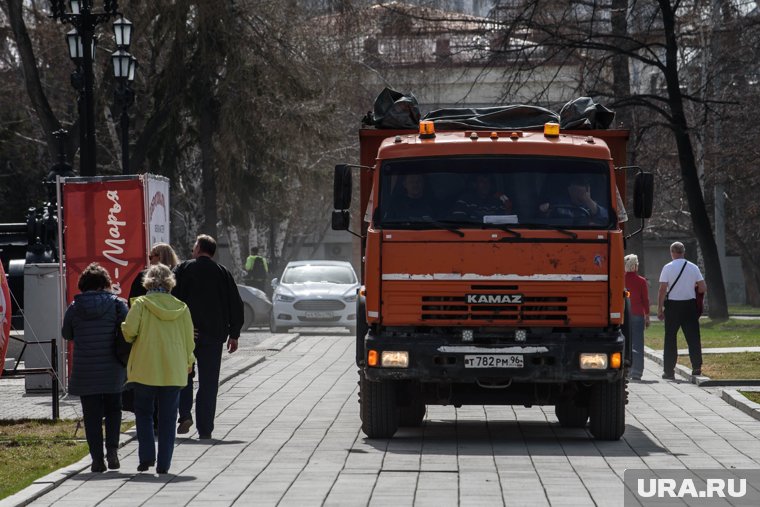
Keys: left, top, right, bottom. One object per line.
{"left": 466, "top": 294, "right": 523, "bottom": 304}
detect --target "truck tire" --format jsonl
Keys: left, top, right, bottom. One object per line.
{"left": 360, "top": 372, "right": 398, "bottom": 439}
{"left": 398, "top": 383, "right": 425, "bottom": 427}
{"left": 554, "top": 401, "right": 588, "bottom": 428}
{"left": 589, "top": 378, "right": 626, "bottom": 440}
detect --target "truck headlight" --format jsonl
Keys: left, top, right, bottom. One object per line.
{"left": 381, "top": 351, "right": 409, "bottom": 368}
{"left": 579, "top": 353, "right": 608, "bottom": 370}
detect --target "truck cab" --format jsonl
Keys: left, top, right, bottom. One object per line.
{"left": 334, "top": 120, "right": 653, "bottom": 441}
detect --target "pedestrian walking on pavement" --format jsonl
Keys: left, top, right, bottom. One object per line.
{"left": 62, "top": 263, "right": 129, "bottom": 473}
{"left": 174, "top": 234, "right": 244, "bottom": 440}
{"left": 124, "top": 242, "right": 182, "bottom": 420}
{"left": 624, "top": 254, "right": 649, "bottom": 381}
{"left": 657, "top": 242, "right": 707, "bottom": 379}
{"left": 121, "top": 264, "right": 195, "bottom": 474}
{"left": 128, "top": 243, "right": 181, "bottom": 301}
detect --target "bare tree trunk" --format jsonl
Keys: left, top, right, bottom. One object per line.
{"left": 660, "top": 0, "right": 728, "bottom": 320}
{"left": 5, "top": 0, "right": 68, "bottom": 161}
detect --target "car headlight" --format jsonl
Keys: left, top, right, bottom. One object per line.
{"left": 343, "top": 294, "right": 357, "bottom": 303}
{"left": 275, "top": 294, "right": 295, "bottom": 303}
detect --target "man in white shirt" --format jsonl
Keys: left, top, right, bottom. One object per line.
{"left": 657, "top": 242, "right": 707, "bottom": 379}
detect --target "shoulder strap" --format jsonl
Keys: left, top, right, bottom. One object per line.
{"left": 666, "top": 260, "right": 688, "bottom": 299}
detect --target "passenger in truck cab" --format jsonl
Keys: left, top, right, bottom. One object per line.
{"left": 538, "top": 174, "right": 609, "bottom": 225}
{"left": 450, "top": 174, "right": 512, "bottom": 222}
{"left": 385, "top": 173, "right": 435, "bottom": 221}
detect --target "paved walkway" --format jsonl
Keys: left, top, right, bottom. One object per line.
{"left": 4, "top": 330, "right": 757, "bottom": 507}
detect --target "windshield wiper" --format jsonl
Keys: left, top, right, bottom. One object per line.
{"left": 383, "top": 219, "right": 465, "bottom": 237}
{"left": 489, "top": 225, "right": 521, "bottom": 238}
{"left": 521, "top": 223, "right": 578, "bottom": 239}
{"left": 422, "top": 218, "right": 465, "bottom": 237}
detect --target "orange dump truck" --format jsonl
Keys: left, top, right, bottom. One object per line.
{"left": 332, "top": 116, "right": 653, "bottom": 441}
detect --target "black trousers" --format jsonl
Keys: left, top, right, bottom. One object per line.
{"left": 663, "top": 299, "right": 702, "bottom": 374}
{"left": 80, "top": 393, "right": 121, "bottom": 461}
{"left": 179, "top": 339, "right": 223, "bottom": 436}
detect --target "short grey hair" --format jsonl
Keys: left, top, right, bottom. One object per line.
{"left": 670, "top": 241, "right": 685, "bottom": 254}
{"left": 624, "top": 254, "right": 639, "bottom": 273}
{"left": 142, "top": 263, "right": 176, "bottom": 291}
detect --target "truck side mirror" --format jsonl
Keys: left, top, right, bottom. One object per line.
{"left": 633, "top": 172, "right": 654, "bottom": 219}
{"left": 334, "top": 164, "right": 352, "bottom": 210}
{"left": 332, "top": 210, "right": 350, "bottom": 230}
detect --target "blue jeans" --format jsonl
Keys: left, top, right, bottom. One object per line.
{"left": 133, "top": 384, "right": 181, "bottom": 471}
{"left": 629, "top": 315, "right": 645, "bottom": 379}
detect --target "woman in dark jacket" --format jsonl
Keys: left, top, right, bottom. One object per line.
{"left": 62, "top": 263, "right": 128, "bottom": 473}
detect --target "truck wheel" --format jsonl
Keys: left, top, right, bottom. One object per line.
{"left": 359, "top": 372, "right": 398, "bottom": 439}
{"left": 554, "top": 401, "right": 588, "bottom": 428}
{"left": 589, "top": 378, "right": 626, "bottom": 440}
{"left": 398, "top": 383, "right": 425, "bottom": 427}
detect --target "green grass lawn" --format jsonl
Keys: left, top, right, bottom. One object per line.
{"left": 0, "top": 420, "right": 132, "bottom": 500}
{"left": 677, "top": 352, "right": 760, "bottom": 379}
{"left": 740, "top": 391, "right": 760, "bottom": 404}
{"left": 644, "top": 319, "right": 760, "bottom": 350}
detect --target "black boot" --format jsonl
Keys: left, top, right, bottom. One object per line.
{"left": 91, "top": 460, "right": 106, "bottom": 473}
{"left": 106, "top": 449, "right": 120, "bottom": 470}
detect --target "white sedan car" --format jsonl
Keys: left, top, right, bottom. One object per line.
{"left": 270, "top": 260, "right": 359, "bottom": 333}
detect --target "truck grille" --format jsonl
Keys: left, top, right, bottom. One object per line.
{"left": 293, "top": 299, "right": 345, "bottom": 311}
{"left": 420, "top": 294, "right": 568, "bottom": 321}
{"left": 381, "top": 281, "right": 609, "bottom": 326}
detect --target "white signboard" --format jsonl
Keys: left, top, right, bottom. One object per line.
{"left": 145, "top": 175, "right": 170, "bottom": 246}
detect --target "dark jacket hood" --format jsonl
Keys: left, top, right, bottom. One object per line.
{"left": 73, "top": 291, "right": 117, "bottom": 320}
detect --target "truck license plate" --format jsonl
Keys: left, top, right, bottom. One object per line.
{"left": 464, "top": 354, "right": 523, "bottom": 368}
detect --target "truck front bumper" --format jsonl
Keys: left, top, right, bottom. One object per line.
{"left": 363, "top": 330, "right": 625, "bottom": 383}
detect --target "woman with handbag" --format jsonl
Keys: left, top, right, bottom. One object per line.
{"left": 62, "top": 263, "right": 129, "bottom": 473}
{"left": 121, "top": 263, "right": 195, "bottom": 474}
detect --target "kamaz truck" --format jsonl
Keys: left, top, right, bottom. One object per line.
{"left": 332, "top": 104, "right": 653, "bottom": 441}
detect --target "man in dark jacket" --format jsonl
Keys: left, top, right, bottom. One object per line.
{"left": 174, "top": 234, "right": 244, "bottom": 439}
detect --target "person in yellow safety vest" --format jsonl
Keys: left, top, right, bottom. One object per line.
{"left": 244, "top": 247, "right": 269, "bottom": 292}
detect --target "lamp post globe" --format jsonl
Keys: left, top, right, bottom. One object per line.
{"left": 112, "top": 17, "right": 132, "bottom": 49}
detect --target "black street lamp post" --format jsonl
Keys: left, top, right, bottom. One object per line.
{"left": 51, "top": 0, "right": 124, "bottom": 177}
{"left": 111, "top": 16, "right": 136, "bottom": 175}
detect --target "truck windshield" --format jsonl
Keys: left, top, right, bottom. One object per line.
{"left": 377, "top": 156, "right": 614, "bottom": 230}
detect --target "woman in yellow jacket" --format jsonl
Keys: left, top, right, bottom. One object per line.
{"left": 122, "top": 264, "right": 195, "bottom": 474}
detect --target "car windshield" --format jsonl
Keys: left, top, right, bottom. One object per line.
{"left": 281, "top": 265, "right": 356, "bottom": 284}
{"left": 377, "top": 156, "right": 614, "bottom": 230}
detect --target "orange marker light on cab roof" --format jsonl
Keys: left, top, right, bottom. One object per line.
{"left": 419, "top": 121, "right": 436, "bottom": 139}
{"left": 544, "top": 122, "right": 560, "bottom": 137}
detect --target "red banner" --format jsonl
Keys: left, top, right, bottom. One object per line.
{"left": 0, "top": 262, "right": 10, "bottom": 376}
{"left": 63, "top": 179, "right": 147, "bottom": 372}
